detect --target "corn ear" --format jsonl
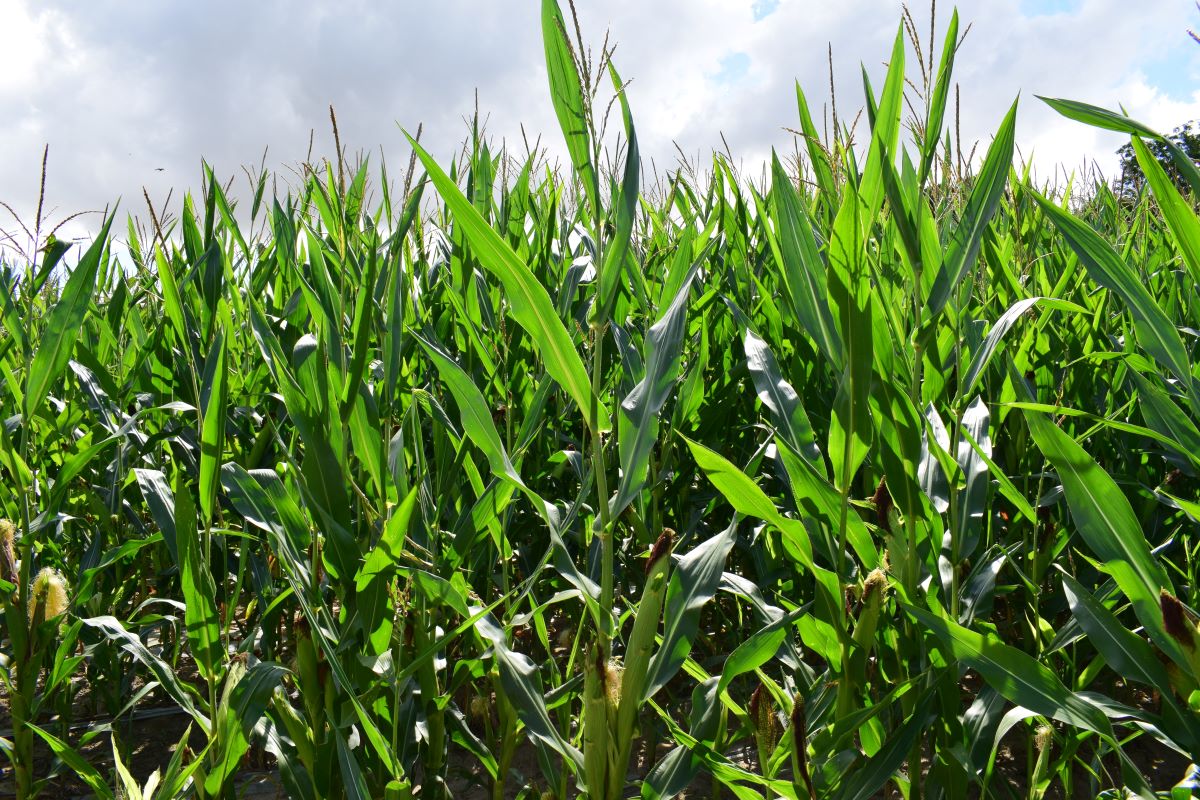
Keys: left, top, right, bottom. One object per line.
{"left": 790, "top": 694, "right": 816, "bottom": 800}
{"left": 0, "top": 519, "right": 16, "bottom": 593}
{"left": 583, "top": 644, "right": 611, "bottom": 799}
{"left": 608, "top": 529, "right": 673, "bottom": 798}
{"left": 293, "top": 620, "right": 323, "bottom": 727}
{"left": 749, "top": 683, "right": 781, "bottom": 778}
{"left": 1162, "top": 590, "right": 1200, "bottom": 683}
{"left": 28, "top": 567, "right": 68, "bottom": 630}
{"left": 852, "top": 569, "right": 889, "bottom": 652}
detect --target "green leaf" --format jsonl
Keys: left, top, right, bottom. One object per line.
{"left": 198, "top": 312, "right": 229, "bottom": 524}
{"left": 612, "top": 261, "right": 700, "bottom": 518}
{"left": 645, "top": 522, "right": 735, "bottom": 698}
{"left": 776, "top": 439, "right": 879, "bottom": 570}
{"left": 1129, "top": 370, "right": 1200, "bottom": 472}
{"left": 961, "top": 296, "right": 1085, "bottom": 399}
{"left": 405, "top": 132, "right": 605, "bottom": 430}
{"left": 1060, "top": 572, "right": 1171, "bottom": 694}
{"left": 858, "top": 26, "right": 907, "bottom": 218}
{"left": 679, "top": 434, "right": 814, "bottom": 572}
{"left": 770, "top": 150, "right": 842, "bottom": 366}
{"left": 926, "top": 100, "right": 1017, "bottom": 317}
{"left": 908, "top": 604, "right": 1112, "bottom": 735}
{"left": 175, "top": 469, "right": 221, "bottom": 684}
{"left": 415, "top": 332, "right": 522, "bottom": 485}
{"left": 1032, "top": 189, "right": 1195, "bottom": 400}
{"left": 598, "top": 61, "right": 639, "bottom": 320}
{"left": 738, "top": 308, "right": 821, "bottom": 465}
{"left": 794, "top": 83, "right": 838, "bottom": 221}
{"left": 716, "top": 607, "right": 804, "bottom": 694}
{"left": 1131, "top": 135, "right": 1200, "bottom": 285}
{"left": 220, "top": 464, "right": 404, "bottom": 779}
{"left": 204, "top": 662, "right": 288, "bottom": 795}
{"left": 25, "top": 212, "right": 115, "bottom": 419}
{"left": 1039, "top": 96, "right": 1200, "bottom": 195}
{"left": 27, "top": 724, "right": 114, "bottom": 800}
{"left": 82, "top": 616, "right": 208, "bottom": 730}
{"left": 475, "top": 610, "right": 585, "bottom": 772}
{"left": 414, "top": 331, "right": 599, "bottom": 613}
{"left": 1022, "top": 408, "right": 1180, "bottom": 667}
{"left": 919, "top": 10, "right": 959, "bottom": 184}
{"left": 826, "top": 181, "right": 874, "bottom": 489}
{"left": 836, "top": 688, "right": 934, "bottom": 800}
{"left": 356, "top": 486, "right": 419, "bottom": 591}
{"left": 340, "top": 242, "right": 378, "bottom": 421}
{"left": 541, "top": 0, "right": 599, "bottom": 217}
{"left": 135, "top": 467, "right": 180, "bottom": 564}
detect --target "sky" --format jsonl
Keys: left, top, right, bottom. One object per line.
{"left": 2, "top": 0, "right": 1199, "bottom": 251}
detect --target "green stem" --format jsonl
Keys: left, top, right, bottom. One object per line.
{"left": 14, "top": 244, "right": 38, "bottom": 800}
{"left": 590, "top": 326, "right": 613, "bottom": 654}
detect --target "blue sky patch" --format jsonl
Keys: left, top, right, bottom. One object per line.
{"left": 1141, "top": 38, "right": 1200, "bottom": 102}
{"left": 714, "top": 51, "right": 751, "bottom": 85}
{"left": 753, "top": 0, "right": 780, "bottom": 21}
{"left": 1018, "top": 0, "right": 1080, "bottom": 16}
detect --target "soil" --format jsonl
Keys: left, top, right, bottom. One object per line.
{"left": 0, "top": 705, "right": 1193, "bottom": 799}
{"left": 0, "top": 644, "right": 1191, "bottom": 798}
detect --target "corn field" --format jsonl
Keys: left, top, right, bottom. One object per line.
{"left": 3, "top": 3, "right": 1200, "bottom": 798}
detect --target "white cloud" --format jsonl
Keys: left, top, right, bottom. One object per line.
{"left": 1, "top": 0, "right": 1198, "bottom": 249}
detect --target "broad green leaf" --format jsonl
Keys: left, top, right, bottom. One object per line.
{"left": 1131, "top": 135, "right": 1200, "bottom": 285}
{"left": 960, "top": 296, "right": 1085, "bottom": 399}
{"left": 826, "top": 181, "right": 874, "bottom": 489}
{"left": 356, "top": 486, "right": 419, "bottom": 591}
{"left": 415, "top": 332, "right": 521, "bottom": 484}
{"left": 135, "top": 467, "right": 180, "bottom": 563}
{"left": 740, "top": 316, "right": 820, "bottom": 465}
{"left": 680, "top": 434, "right": 814, "bottom": 571}
{"left": 716, "top": 607, "right": 804, "bottom": 694}
{"left": 1032, "top": 190, "right": 1195, "bottom": 400}
{"left": 1060, "top": 573, "right": 1171, "bottom": 694}
{"left": 204, "top": 662, "right": 288, "bottom": 796}
{"left": 25, "top": 212, "right": 115, "bottom": 419}
{"left": 908, "top": 604, "right": 1112, "bottom": 735}
{"left": 613, "top": 261, "right": 700, "bottom": 518}
{"left": 770, "top": 151, "right": 842, "bottom": 366}
{"left": 219, "top": 464, "right": 404, "bottom": 779}
{"left": 82, "top": 616, "right": 208, "bottom": 730}
{"left": 406, "top": 132, "right": 606, "bottom": 430}
{"left": 1022, "top": 408, "right": 1180, "bottom": 666}
{"left": 198, "top": 313, "right": 229, "bottom": 524}
{"left": 415, "top": 331, "right": 601, "bottom": 614}
{"left": 1039, "top": 96, "right": 1200, "bottom": 195}
{"left": 919, "top": 10, "right": 959, "bottom": 184}
{"left": 27, "top": 725, "right": 114, "bottom": 800}
{"left": 645, "top": 522, "right": 735, "bottom": 698}
{"left": 837, "top": 688, "right": 934, "bottom": 800}
{"left": 598, "top": 61, "right": 639, "bottom": 320}
{"left": 475, "top": 610, "right": 584, "bottom": 772}
{"left": 541, "top": 0, "right": 599, "bottom": 217}
{"left": 794, "top": 83, "right": 837, "bottom": 220}
{"left": 858, "top": 26, "right": 907, "bottom": 218}
{"left": 777, "top": 439, "right": 879, "bottom": 570}
{"left": 175, "top": 469, "right": 221, "bottom": 684}
{"left": 1130, "top": 370, "right": 1200, "bottom": 472}
{"left": 926, "top": 100, "right": 1017, "bottom": 317}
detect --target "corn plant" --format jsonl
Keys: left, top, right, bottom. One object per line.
{"left": 4, "top": 2, "right": 1200, "bottom": 798}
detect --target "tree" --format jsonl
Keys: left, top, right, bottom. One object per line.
{"left": 1114, "top": 120, "right": 1200, "bottom": 202}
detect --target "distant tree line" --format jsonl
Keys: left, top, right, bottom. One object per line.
{"left": 1115, "top": 13, "right": 1200, "bottom": 201}
{"left": 1115, "top": 120, "right": 1200, "bottom": 202}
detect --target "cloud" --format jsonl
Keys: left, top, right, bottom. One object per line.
{"left": 2, "top": 0, "right": 1198, "bottom": 248}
